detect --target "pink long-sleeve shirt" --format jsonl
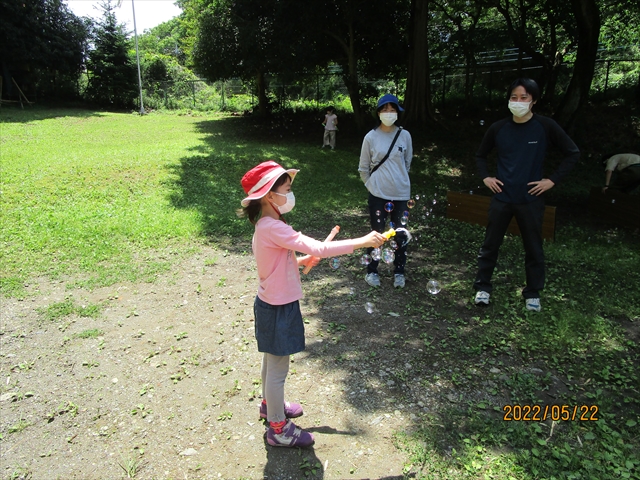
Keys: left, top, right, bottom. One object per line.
{"left": 252, "top": 216, "right": 355, "bottom": 305}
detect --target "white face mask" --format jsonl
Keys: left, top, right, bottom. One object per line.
{"left": 273, "top": 191, "right": 296, "bottom": 214}
{"left": 379, "top": 112, "right": 397, "bottom": 126}
{"left": 508, "top": 100, "right": 532, "bottom": 118}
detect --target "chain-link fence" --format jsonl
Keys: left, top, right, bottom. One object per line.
{"left": 136, "top": 57, "right": 639, "bottom": 113}
{"left": 141, "top": 78, "right": 253, "bottom": 111}
{"left": 431, "top": 58, "right": 639, "bottom": 109}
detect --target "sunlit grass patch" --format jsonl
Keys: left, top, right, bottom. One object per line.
{"left": 37, "top": 297, "right": 103, "bottom": 321}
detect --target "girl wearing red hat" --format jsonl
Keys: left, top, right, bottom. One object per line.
{"left": 240, "top": 161, "right": 386, "bottom": 447}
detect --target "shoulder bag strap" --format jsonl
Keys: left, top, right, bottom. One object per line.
{"left": 370, "top": 127, "right": 403, "bottom": 175}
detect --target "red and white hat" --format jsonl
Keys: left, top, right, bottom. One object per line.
{"left": 241, "top": 161, "right": 299, "bottom": 207}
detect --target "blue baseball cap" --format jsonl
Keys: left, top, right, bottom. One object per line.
{"left": 377, "top": 94, "right": 404, "bottom": 112}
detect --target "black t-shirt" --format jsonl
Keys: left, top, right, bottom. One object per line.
{"left": 476, "top": 114, "right": 580, "bottom": 204}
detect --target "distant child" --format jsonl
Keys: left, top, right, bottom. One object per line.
{"left": 322, "top": 106, "right": 338, "bottom": 149}
{"left": 239, "top": 161, "right": 386, "bottom": 447}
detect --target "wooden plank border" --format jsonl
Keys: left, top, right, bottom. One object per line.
{"left": 446, "top": 191, "right": 557, "bottom": 241}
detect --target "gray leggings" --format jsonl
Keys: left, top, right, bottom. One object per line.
{"left": 261, "top": 352, "right": 289, "bottom": 422}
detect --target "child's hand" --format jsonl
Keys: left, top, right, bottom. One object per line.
{"left": 298, "top": 255, "right": 320, "bottom": 268}
{"left": 358, "top": 231, "right": 387, "bottom": 250}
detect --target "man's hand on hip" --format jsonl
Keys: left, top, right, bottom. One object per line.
{"left": 527, "top": 179, "right": 555, "bottom": 196}
{"left": 483, "top": 177, "right": 503, "bottom": 194}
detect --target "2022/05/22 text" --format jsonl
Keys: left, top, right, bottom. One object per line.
{"left": 503, "top": 404, "right": 599, "bottom": 422}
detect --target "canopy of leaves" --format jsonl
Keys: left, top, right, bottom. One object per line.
{"left": 138, "top": 17, "right": 188, "bottom": 66}
{"left": 84, "top": 0, "right": 138, "bottom": 109}
{"left": 187, "top": 0, "right": 327, "bottom": 83}
{"left": 0, "top": 0, "right": 88, "bottom": 99}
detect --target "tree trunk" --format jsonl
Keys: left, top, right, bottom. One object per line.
{"left": 343, "top": 22, "right": 365, "bottom": 132}
{"left": 255, "top": 70, "right": 269, "bottom": 116}
{"left": 464, "top": 48, "right": 476, "bottom": 107}
{"left": 404, "top": 0, "right": 436, "bottom": 128}
{"left": 554, "top": 0, "right": 600, "bottom": 130}
{"left": 543, "top": 50, "right": 564, "bottom": 105}
{"left": 326, "top": 19, "right": 365, "bottom": 131}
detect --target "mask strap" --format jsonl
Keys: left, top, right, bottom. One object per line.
{"left": 267, "top": 197, "right": 286, "bottom": 223}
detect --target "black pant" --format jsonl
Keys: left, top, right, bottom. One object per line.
{"left": 474, "top": 197, "right": 545, "bottom": 299}
{"left": 366, "top": 193, "right": 408, "bottom": 275}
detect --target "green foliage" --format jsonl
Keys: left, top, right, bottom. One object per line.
{"left": 74, "top": 329, "right": 104, "bottom": 339}
{"left": 137, "top": 17, "right": 187, "bottom": 66}
{"left": 84, "top": 0, "right": 138, "bottom": 109}
{"left": 37, "top": 297, "right": 103, "bottom": 321}
{"left": 0, "top": 0, "right": 89, "bottom": 100}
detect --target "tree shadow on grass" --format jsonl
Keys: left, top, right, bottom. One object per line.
{"left": 298, "top": 237, "right": 640, "bottom": 478}
{"left": 165, "top": 115, "right": 398, "bottom": 245}
{"left": 0, "top": 104, "right": 107, "bottom": 123}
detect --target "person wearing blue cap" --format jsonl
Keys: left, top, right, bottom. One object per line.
{"left": 358, "top": 94, "right": 413, "bottom": 289}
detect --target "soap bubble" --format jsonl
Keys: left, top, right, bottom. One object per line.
{"left": 407, "top": 199, "right": 416, "bottom": 208}
{"left": 394, "top": 228, "right": 413, "bottom": 247}
{"left": 400, "top": 216, "right": 408, "bottom": 226}
{"left": 415, "top": 194, "right": 420, "bottom": 200}
{"left": 360, "top": 254, "right": 372, "bottom": 265}
{"left": 365, "top": 302, "right": 375, "bottom": 314}
{"left": 480, "top": 120, "right": 485, "bottom": 126}
{"left": 375, "top": 210, "right": 381, "bottom": 216}
{"left": 384, "top": 202, "right": 394, "bottom": 212}
{"left": 432, "top": 199, "right": 437, "bottom": 205}
{"left": 403, "top": 210, "right": 410, "bottom": 218}
{"left": 389, "top": 240, "right": 398, "bottom": 250}
{"left": 427, "top": 280, "right": 441, "bottom": 294}
{"left": 469, "top": 190, "right": 474, "bottom": 195}
{"left": 612, "top": 199, "right": 616, "bottom": 204}
{"left": 389, "top": 221, "right": 396, "bottom": 229}
{"left": 381, "top": 248, "right": 395, "bottom": 263}
{"left": 329, "top": 258, "right": 340, "bottom": 269}
{"left": 371, "top": 248, "right": 381, "bottom": 261}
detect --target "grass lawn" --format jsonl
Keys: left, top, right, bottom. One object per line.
{"left": 1, "top": 106, "right": 638, "bottom": 479}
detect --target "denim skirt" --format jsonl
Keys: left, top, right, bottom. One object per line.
{"left": 254, "top": 296, "right": 305, "bottom": 356}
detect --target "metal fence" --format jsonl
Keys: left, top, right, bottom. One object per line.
{"left": 140, "top": 58, "right": 639, "bottom": 112}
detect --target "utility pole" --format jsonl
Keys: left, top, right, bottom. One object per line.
{"left": 131, "top": 0, "right": 144, "bottom": 115}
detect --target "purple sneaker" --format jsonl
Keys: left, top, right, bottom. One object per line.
{"left": 266, "top": 420, "right": 314, "bottom": 448}
{"left": 259, "top": 401, "right": 303, "bottom": 419}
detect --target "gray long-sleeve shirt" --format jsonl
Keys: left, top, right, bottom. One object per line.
{"left": 359, "top": 126, "right": 413, "bottom": 200}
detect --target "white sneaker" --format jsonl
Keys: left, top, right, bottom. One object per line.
{"left": 525, "top": 298, "right": 541, "bottom": 312}
{"left": 474, "top": 291, "right": 490, "bottom": 305}
{"left": 365, "top": 273, "right": 380, "bottom": 287}
{"left": 393, "top": 274, "right": 405, "bottom": 289}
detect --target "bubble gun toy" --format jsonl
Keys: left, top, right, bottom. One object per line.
{"left": 302, "top": 225, "right": 340, "bottom": 275}
{"left": 382, "top": 228, "right": 396, "bottom": 239}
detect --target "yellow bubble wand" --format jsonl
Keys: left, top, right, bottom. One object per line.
{"left": 382, "top": 228, "right": 396, "bottom": 239}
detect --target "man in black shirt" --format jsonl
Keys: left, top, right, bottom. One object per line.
{"left": 473, "top": 78, "right": 580, "bottom": 312}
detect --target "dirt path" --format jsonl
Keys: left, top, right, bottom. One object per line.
{"left": 1, "top": 246, "right": 424, "bottom": 479}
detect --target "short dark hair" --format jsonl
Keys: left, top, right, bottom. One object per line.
{"left": 507, "top": 78, "right": 540, "bottom": 102}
